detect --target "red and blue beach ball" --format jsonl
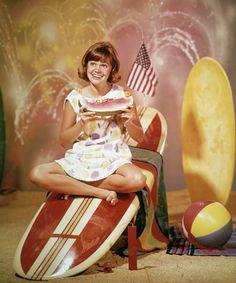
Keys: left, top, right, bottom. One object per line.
{"left": 182, "top": 200, "right": 232, "bottom": 248}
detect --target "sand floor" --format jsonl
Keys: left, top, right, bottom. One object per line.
{"left": 0, "top": 189, "right": 236, "bottom": 283}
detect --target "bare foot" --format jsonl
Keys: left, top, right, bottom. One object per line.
{"left": 106, "top": 191, "right": 118, "bottom": 206}
{"left": 60, "top": 194, "right": 69, "bottom": 200}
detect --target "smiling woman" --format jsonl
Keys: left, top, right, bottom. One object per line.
{"left": 29, "top": 41, "right": 146, "bottom": 205}
{"left": 78, "top": 41, "right": 121, "bottom": 85}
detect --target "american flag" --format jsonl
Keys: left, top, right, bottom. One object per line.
{"left": 126, "top": 42, "right": 158, "bottom": 97}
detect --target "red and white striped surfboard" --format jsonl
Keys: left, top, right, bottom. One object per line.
{"left": 14, "top": 193, "right": 139, "bottom": 280}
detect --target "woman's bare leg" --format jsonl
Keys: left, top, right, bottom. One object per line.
{"left": 30, "top": 162, "right": 118, "bottom": 204}
{"left": 92, "top": 163, "right": 146, "bottom": 193}
{"left": 30, "top": 162, "right": 146, "bottom": 205}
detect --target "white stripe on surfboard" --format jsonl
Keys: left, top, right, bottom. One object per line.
{"left": 53, "top": 198, "right": 101, "bottom": 236}
{"left": 26, "top": 198, "right": 101, "bottom": 279}
{"left": 30, "top": 238, "right": 69, "bottom": 280}
{"left": 63, "top": 198, "right": 93, "bottom": 234}
{"left": 72, "top": 198, "right": 101, "bottom": 235}
{"left": 156, "top": 110, "right": 167, "bottom": 154}
{"left": 26, "top": 237, "right": 74, "bottom": 279}
{"left": 41, "top": 238, "right": 76, "bottom": 279}
{"left": 139, "top": 107, "right": 158, "bottom": 133}
{"left": 53, "top": 198, "right": 85, "bottom": 234}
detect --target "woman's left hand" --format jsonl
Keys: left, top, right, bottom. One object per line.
{"left": 115, "top": 107, "right": 134, "bottom": 127}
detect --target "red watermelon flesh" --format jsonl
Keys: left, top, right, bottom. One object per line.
{"left": 80, "top": 96, "right": 133, "bottom": 113}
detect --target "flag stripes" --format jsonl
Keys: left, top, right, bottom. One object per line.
{"left": 127, "top": 43, "right": 158, "bottom": 97}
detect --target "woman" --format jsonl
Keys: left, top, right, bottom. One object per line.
{"left": 30, "top": 41, "right": 146, "bottom": 205}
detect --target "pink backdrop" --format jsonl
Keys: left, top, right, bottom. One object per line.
{"left": 0, "top": 0, "right": 235, "bottom": 192}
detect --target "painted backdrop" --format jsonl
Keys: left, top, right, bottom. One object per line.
{"left": 0, "top": 0, "right": 235, "bottom": 192}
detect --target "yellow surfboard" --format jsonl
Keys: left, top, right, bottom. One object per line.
{"left": 182, "top": 57, "right": 235, "bottom": 205}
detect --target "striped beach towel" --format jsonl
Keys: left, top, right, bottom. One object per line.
{"left": 130, "top": 147, "right": 169, "bottom": 251}
{"left": 167, "top": 226, "right": 236, "bottom": 256}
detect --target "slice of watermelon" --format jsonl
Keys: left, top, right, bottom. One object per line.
{"left": 80, "top": 96, "right": 133, "bottom": 116}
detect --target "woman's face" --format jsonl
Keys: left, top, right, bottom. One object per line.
{"left": 87, "top": 59, "right": 112, "bottom": 85}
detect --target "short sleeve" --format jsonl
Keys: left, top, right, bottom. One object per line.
{"left": 64, "top": 89, "right": 81, "bottom": 114}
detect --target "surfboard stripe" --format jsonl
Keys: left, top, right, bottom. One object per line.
{"left": 26, "top": 237, "right": 64, "bottom": 278}
{"left": 32, "top": 236, "right": 72, "bottom": 280}
{"left": 138, "top": 112, "right": 162, "bottom": 151}
{"left": 42, "top": 238, "right": 76, "bottom": 279}
{"left": 27, "top": 198, "right": 100, "bottom": 279}
{"left": 53, "top": 198, "right": 85, "bottom": 234}
{"left": 72, "top": 198, "right": 101, "bottom": 235}
{"left": 26, "top": 238, "right": 57, "bottom": 278}
{"left": 156, "top": 112, "right": 167, "bottom": 153}
{"left": 61, "top": 198, "right": 93, "bottom": 235}
{"left": 31, "top": 238, "right": 75, "bottom": 280}
{"left": 31, "top": 237, "right": 68, "bottom": 279}
{"left": 20, "top": 198, "right": 74, "bottom": 274}
{"left": 138, "top": 107, "right": 155, "bottom": 133}
{"left": 140, "top": 107, "right": 158, "bottom": 129}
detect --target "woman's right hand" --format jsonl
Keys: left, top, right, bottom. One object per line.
{"left": 79, "top": 107, "right": 96, "bottom": 125}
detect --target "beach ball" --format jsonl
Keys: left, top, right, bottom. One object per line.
{"left": 182, "top": 200, "right": 232, "bottom": 248}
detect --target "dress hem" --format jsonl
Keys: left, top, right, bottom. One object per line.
{"left": 54, "top": 159, "right": 132, "bottom": 182}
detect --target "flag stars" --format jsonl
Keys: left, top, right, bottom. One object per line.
{"left": 135, "top": 44, "right": 151, "bottom": 69}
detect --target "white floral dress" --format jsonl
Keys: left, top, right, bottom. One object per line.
{"left": 55, "top": 85, "right": 132, "bottom": 182}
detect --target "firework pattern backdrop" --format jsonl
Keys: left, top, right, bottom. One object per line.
{"left": 0, "top": 0, "right": 236, "bottom": 192}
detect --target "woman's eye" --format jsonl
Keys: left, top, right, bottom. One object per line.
{"left": 88, "top": 62, "right": 109, "bottom": 70}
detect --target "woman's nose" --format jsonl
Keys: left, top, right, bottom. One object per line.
{"left": 94, "top": 66, "right": 100, "bottom": 72}
{"left": 94, "top": 63, "right": 102, "bottom": 71}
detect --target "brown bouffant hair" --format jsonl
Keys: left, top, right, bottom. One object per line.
{"left": 78, "top": 41, "right": 121, "bottom": 83}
